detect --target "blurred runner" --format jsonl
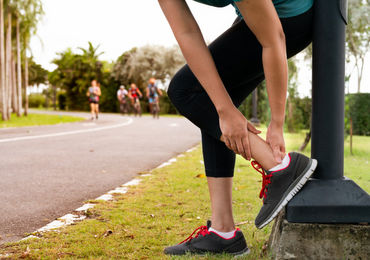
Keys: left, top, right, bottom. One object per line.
{"left": 146, "top": 78, "right": 162, "bottom": 119}
{"left": 117, "top": 85, "right": 130, "bottom": 115}
{"left": 128, "top": 83, "right": 143, "bottom": 117}
{"left": 86, "top": 80, "right": 101, "bottom": 120}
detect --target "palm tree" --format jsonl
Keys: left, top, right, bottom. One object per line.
{"left": 16, "top": 13, "right": 22, "bottom": 116}
{"left": 0, "top": 0, "right": 7, "bottom": 121}
{"left": 19, "top": 0, "right": 44, "bottom": 115}
{"left": 5, "top": 5, "right": 11, "bottom": 118}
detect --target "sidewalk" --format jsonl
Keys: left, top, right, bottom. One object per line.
{"left": 0, "top": 146, "right": 271, "bottom": 259}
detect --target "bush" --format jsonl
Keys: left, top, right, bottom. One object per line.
{"left": 346, "top": 93, "right": 370, "bottom": 136}
{"left": 28, "top": 93, "right": 46, "bottom": 108}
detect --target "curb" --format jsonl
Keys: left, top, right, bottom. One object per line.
{"left": 20, "top": 145, "right": 199, "bottom": 242}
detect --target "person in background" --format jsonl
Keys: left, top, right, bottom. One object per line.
{"left": 128, "top": 83, "right": 143, "bottom": 117}
{"left": 146, "top": 78, "right": 163, "bottom": 118}
{"left": 86, "top": 80, "right": 101, "bottom": 120}
{"left": 117, "top": 85, "right": 130, "bottom": 115}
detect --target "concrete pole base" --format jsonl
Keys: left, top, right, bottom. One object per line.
{"left": 269, "top": 212, "right": 370, "bottom": 259}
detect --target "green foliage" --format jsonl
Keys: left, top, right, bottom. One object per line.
{"left": 238, "top": 58, "right": 311, "bottom": 132}
{"left": 346, "top": 0, "right": 370, "bottom": 92}
{"left": 28, "top": 93, "right": 45, "bottom": 108}
{"left": 345, "top": 93, "right": 370, "bottom": 136}
{"left": 48, "top": 44, "right": 184, "bottom": 113}
{"left": 26, "top": 57, "right": 48, "bottom": 86}
{"left": 48, "top": 43, "right": 109, "bottom": 111}
{"left": 238, "top": 82, "right": 270, "bottom": 125}
{"left": 0, "top": 113, "right": 84, "bottom": 128}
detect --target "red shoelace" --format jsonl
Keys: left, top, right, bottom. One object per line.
{"left": 179, "top": 225, "right": 210, "bottom": 244}
{"left": 251, "top": 161, "right": 273, "bottom": 199}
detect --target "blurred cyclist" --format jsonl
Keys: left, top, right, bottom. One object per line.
{"left": 128, "top": 83, "right": 143, "bottom": 117}
{"left": 146, "top": 78, "right": 162, "bottom": 118}
{"left": 117, "top": 85, "right": 130, "bottom": 115}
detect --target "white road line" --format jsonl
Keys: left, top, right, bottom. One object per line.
{"left": 0, "top": 118, "right": 133, "bottom": 143}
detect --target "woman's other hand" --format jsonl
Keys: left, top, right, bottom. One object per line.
{"left": 266, "top": 122, "right": 286, "bottom": 164}
{"left": 219, "top": 107, "right": 261, "bottom": 160}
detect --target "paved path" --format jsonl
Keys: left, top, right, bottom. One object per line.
{"left": 0, "top": 111, "right": 200, "bottom": 244}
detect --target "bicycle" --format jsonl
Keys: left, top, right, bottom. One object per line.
{"left": 132, "top": 97, "right": 142, "bottom": 117}
{"left": 151, "top": 101, "right": 160, "bottom": 119}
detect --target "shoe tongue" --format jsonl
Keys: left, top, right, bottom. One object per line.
{"left": 206, "top": 220, "right": 211, "bottom": 229}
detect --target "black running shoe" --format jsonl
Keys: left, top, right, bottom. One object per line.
{"left": 164, "top": 221, "right": 250, "bottom": 256}
{"left": 253, "top": 152, "right": 317, "bottom": 229}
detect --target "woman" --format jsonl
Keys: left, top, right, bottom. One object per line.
{"left": 86, "top": 80, "right": 101, "bottom": 120}
{"left": 159, "top": 0, "right": 317, "bottom": 256}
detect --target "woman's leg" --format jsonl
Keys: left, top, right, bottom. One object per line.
{"left": 90, "top": 103, "right": 95, "bottom": 119}
{"left": 95, "top": 103, "right": 99, "bottom": 118}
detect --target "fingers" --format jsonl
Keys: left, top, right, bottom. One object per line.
{"left": 235, "top": 138, "right": 247, "bottom": 160}
{"left": 221, "top": 133, "right": 251, "bottom": 161}
{"left": 247, "top": 122, "right": 261, "bottom": 135}
{"left": 241, "top": 134, "right": 252, "bottom": 160}
{"left": 272, "top": 146, "right": 282, "bottom": 164}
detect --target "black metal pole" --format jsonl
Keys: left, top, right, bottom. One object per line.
{"left": 286, "top": 0, "right": 370, "bottom": 223}
{"left": 311, "top": 0, "right": 345, "bottom": 180}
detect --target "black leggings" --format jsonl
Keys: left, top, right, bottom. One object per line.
{"left": 168, "top": 8, "right": 313, "bottom": 178}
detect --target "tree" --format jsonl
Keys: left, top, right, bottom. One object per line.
{"left": 18, "top": 0, "right": 44, "bottom": 115}
{"left": 346, "top": 0, "right": 370, "bottom": 93}
{"left": 0, "top": 0, "right": 43, "bottom": 120}
{"left": 26, "top": 57, "right": 48, "bottom": 86}
{"left": 0, "top": 0, "right": 7, "bottom": 120}
{"left": 112, "top": 45, "right": 185, "bottom": 91}
{"left": 49, "top": 43, "right": 106, "bottom": 110}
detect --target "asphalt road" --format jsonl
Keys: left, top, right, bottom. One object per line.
{"left": 0, "top": 111, "right": 200, "bottom": 244}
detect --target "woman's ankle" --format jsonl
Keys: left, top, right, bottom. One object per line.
{"left": 211, "top": 218, "right": 235, "bottom": 232}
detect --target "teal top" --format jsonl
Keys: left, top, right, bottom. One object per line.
{"left": 193, "top": 0, "right": 314, "bottom": 18}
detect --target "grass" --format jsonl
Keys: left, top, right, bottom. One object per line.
{"left": 0, "top": 113, "right": 85, "bottom": 128}
{"left": 0, "top": 131, "right": 368, "bottom": 259}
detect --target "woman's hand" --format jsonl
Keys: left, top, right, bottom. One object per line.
{"left": 219, "top": 107, "right": 261, "bottom": 160}
{"left": 266, "top": 122, "right": 286, "bottom": 164}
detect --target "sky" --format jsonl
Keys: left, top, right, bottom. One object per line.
{"left": 30, "top": 0, "right": 369, "bottom": 96}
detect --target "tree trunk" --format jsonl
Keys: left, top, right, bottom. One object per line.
{"left": 5, "top": 10, "right": 11, "bottom": 118}
{"left": 0, "top": 0, "right": 8, "bottom": 121}
{"left": 350, "top": 118, "right": 353, "bottom": 155}
{"left": 11, "top": 54, "right": 17, "bottom": 112}
{"left": 24, "top": 53, "right": 29, "bottom": 116}
{"left": 16, "top": 15, "right": 22, "bottom": 116}
{"left": 299, "top": 130, "right": 311, "bottom": 152}
{"left": 357, "top": 57, "right": 365, "bottom": 93}
{"left": 287, "top": 97, "right": 294, "bottom": 132}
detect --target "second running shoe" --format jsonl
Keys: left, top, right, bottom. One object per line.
{"left": 164, "top": 220, "right": 250, "bottom": 256}
{"left": 252, "top": 152, "right": 317, "bottom": 229}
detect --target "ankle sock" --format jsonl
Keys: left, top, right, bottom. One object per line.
{"left": 208, "top": 227, "right": 236, "bottom": 239}
{"left": 268, "top": 154, "right": 290, "bottom": 172}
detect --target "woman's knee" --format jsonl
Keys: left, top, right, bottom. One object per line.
{"left": 168, "top": 67, "right": 188, "bottom": 105}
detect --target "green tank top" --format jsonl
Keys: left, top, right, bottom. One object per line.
{"left": 193, "top": 0, "right": 314, "bottom": 18}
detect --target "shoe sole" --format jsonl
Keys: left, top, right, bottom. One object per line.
{"left": 257, "top": 158, "right": 318, "bottom": 229}
{"left": 232, "top": 247, "right": 251, "bottom": 257}
{"left": 166, "top": 246, "right": 250, "bottom": 257}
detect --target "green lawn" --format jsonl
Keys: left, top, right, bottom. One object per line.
{"left": 0, "top": 131, "right": 368, "bottom": 259}
{"left": 0, "top": 113, "right": 85, "bottom": 128}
